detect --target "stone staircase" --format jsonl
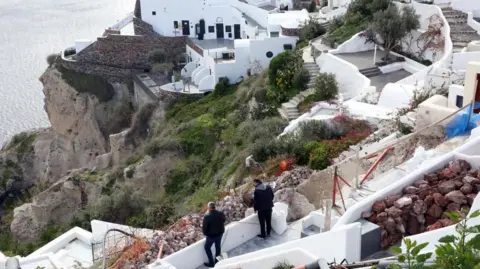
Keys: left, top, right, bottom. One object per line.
{"left": 277, "top": 62, "right": 319, "bottom": 121}
{"left": 359, "top": 66, "right": 382, "bottom": 78}
{"left": 320, "top": 21, "right": 331, "bottom": 31}
{"left": 440, "top": 6, "right": 480, "bottom": 52}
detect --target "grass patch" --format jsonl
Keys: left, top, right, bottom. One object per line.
{"left": 57, "top": 65, "right": 115, "bottom": 102}
{"left": 6, "top": 132, "right": 37, "bottom": 154}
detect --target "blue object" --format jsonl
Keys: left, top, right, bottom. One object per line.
{"left": 445, "top": 102, "right": 480, "bottom": 138}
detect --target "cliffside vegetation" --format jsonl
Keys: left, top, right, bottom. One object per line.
{"left": 0, "top": 43, "right": 371, "bottom": 256}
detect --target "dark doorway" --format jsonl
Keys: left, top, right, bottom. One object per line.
{"left": 216, "top": 23, "right": 224, "bottom": 38}
{"left": 474, "top": 74, "right": 480, "bottom": 113}
{"left": 182, "top": 20, "right": 190, "bottom": 35}
{"left": 233, "top": 24, "right": 241, "bottom": 39}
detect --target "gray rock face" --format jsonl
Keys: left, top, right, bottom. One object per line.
{"left": 274, "top": 188, "right": 315, "bottom": 222}
{"left": 10, "top": 171, "right": 101, "bottom": 242}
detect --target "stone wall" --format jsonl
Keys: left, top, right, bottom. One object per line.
{"left": 187, "top": 38, "right": 204, "bottom": 56}
{"left": 75, "top": 34, "right": 187, "bottom": 70}
{"left": 133, "top": 17, "right": 158, "bottom": 36}
{"left": 281, "top": 27, "right": 300, "bottom": 37}
{"left": 58, "top": 58, "right": 141, "bottom": 83}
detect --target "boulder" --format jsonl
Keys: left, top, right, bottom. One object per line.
{"left": 426, "top": 204, "right": 443, "bottom": 218}
{"left": 373, "top": 200, "right": 387, "bottom": 213}
{"left": 394, "top": 197, "right": 412, "bottom": 209}
{"left": 460, "top": 183, "right": 473, "bottom": 195}
{"left": 377, "top": 212, "right": 388, "bottom": 222}
{"left": 432, "top": 193, "right": 448, "bottom": 207}
{"left": 385, "top": 207, "right": 403, "bottom": 218}
{"left": 385, "top": 194, "right": 402, "bottom": 207}
{"left": 463, "top": 176, "right": 480, "bottom": 185}
{"left": 438, "top": 180, "right": 457, "bottom": 195}
{"left": 10, "top": 173, "right": 101, "bottom": 242}
{"left": 412, "top": 200, "right": 427, "bottom": 215}
{"left": 273, "top": 188, "right": 314, "bottom": 222}
{"left": 403, "top": 186, "right": 419, "bottom": 194}
{"left": 467, "top": 193, "right": 477, "bottom": 205}
{"left": 445, "top": 190, "right": 467, "bottom": 205}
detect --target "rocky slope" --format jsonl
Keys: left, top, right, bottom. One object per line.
{"left": 0, "top": 66, "right": 144, "bottom": 242}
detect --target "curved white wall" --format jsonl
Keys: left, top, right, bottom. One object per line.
{"left": 316, "top": 53, "right": 370, "bottom": 100}
{"left": 193, "top": 67, "right": 211, "bottom": 85}
{"left": 198, "top": 75, "right": 215, "bottom": 91}
{"left": 182, "top": 62, "right": 199, "bottom": 78}
{"left": 330, "top": 33, "right": 375, "bottom": 54}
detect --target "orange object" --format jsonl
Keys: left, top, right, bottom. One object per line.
{"left": 280, "top": 160, "right": 287, "bottom": 171}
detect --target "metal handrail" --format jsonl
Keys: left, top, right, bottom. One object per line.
{"left": 101, "top": 228, "right": 138, "bottom": 269}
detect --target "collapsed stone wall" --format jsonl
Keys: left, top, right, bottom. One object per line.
{"left": 363, "top": 159, "right": 478, "bottom": 248}
{"left": 75, "top": 35, "right": 187, "bottom": 70}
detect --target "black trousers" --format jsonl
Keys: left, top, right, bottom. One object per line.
{"left": 257, "top": 209, "right": 272, "bottom": 237}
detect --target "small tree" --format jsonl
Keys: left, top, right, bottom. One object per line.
{"left": 308, "top": 0, "right": 317, "bottom": 12}
{"left": 369, "top": 4, "right": 420, "bottom": 60}
{"left": 299, "top": 16, "right": 326, "bottom": 41}
{"left": 314, "top": 73, "right": 338, "bottom": 101}
{"left": 46, "top": 53, "right": 59, "bottom": 66}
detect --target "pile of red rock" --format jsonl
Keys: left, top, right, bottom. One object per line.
{"left": 362, "top": 159, "right": 478, "bottom": 248}
{"left": 273, "top": 167, "right": 313, "bottom": 191}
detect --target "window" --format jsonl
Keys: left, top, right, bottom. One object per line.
{"left": 174, "top": 21, "right": 178, "bottom": 28}
{"left": 270, "top": 31, "right": 279, "bottom": 37}
{"left": 208, "top": 26, "right": 215, "bottom": 33}
{"left": 226, "top": 26, "right": 232, "bottom": 32}
{"left": 283, "top": 44, "right": 293, "bottom": 50}
{"left": 456, "top": 95, "right": 464, "bottom": 108}
{"left": 152, "top": 11, "right": 156, "bottom": 15}
{"left": 266, "top": 51, "right": 273, "bottom": 58}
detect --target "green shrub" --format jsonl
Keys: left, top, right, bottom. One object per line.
{"left": 148, "top": 49, "right": 167, "bottom": 63}
{"left": 299, "top": 17, "right": 326, "bottom": 41}
{"left": 267, "top": 51, "right": 304, "bottom": 104}
{"left": 213, "top": 77, "right": 230, "bottom": 96}
{"left": 298, "top": 120, "right": 338, "bottom": 140}
{"left": 7, "top": 132, "right": 37, "bottom": 154}
{"left": 292, "top": 68, "right": 311, "bottom": 91}
{"left": 307, "top": 142, "right": 331, "bottom": 170}
{"left": 57, "top": 65, "right": 115, "bottom": 102}
{"left": 314, "top": 73, "right": 338, "bottom": 101}
{"left": 46, "top": 53, "right": 59, "bottom": 66}
{"left": 296, "top": 40, "right": 309, "bottom": 50}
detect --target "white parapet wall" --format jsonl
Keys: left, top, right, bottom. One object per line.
{"left": 215, "top": 222, "right": 362, "bottom": 268}
{"left": 153, "top": 203, "right": 289, "bottom": 269}
{"left": 316, "top": 53, "right": 370, "bottom": 100}
{"left": 333, "top": 135, "right": 480, "bottom": 229}
{"left": 215, "top": 248, "right": 318, "bottom": 269}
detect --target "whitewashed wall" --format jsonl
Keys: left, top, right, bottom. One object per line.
{"left": 141, "top": 0, "right": 245, "bottom": 38}
{"left": 330, "top": 33, "right": 375, "bottom": 54}
{"left": 232, "top": 0, "right": 269, "bottom": 28}
{"left": 249, "top": 37, "right": 297, "bottom": 69}
{"left": 416, "top": 95, "right": 457, "bottom": 128}
{"left": 316, "top": 53, "right": 371, "bottom": 100}
{"left": 452, "top": 51, "right": 480, "bottom": 71}
{"left": 215, "top": 248, "right": 318, "bottom": 269}
{"left": 448, "top": 84, "right": 465, "bottom": 108}
{"left": 215, "top": 222, "right": 362, "bottom": 268}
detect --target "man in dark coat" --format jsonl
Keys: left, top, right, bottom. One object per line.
{"left": 202, "top": 202, "right": 226, "bottom": 267}
{"left": 253, "top": 178, "right": 274, "bottom": 239}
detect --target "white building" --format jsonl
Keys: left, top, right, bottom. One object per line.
{"left": 138, "top": 0, "right": 309, "bottom": 92}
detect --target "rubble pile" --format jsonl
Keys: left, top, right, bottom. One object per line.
{"left": 273, "top": 167, "right": 313, "bottom": 191}
{"left": 362, "top": 159, "right": 478, "bottom": 248}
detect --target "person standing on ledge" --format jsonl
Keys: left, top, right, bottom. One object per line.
{"left": 253, "top": 178, "right": 274, "bottom": 239}
{"left": 202, "top": 202, "right": 226, "bottom": 268}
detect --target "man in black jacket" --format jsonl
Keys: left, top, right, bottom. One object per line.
{"left": 202, "top": 202, "right": 226, "bottom": 268}
{"left": 253, "top": 178, "right": 274, "bottom": 239}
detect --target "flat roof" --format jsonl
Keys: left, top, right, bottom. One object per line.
{"left": 191, "top": 38, "right": 235, "bottom": 50}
